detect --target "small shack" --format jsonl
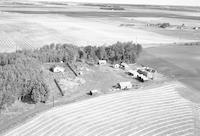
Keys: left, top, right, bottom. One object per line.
{"left": 144, "top": 67, "right": 156, "bottom": 73}
{"left": 193, "top": 27, "right": 200, "bottom": 30}
{"left": 51, "top": 66, "right": 65, "bottom": 73}
{"left": 118, "top": 82, "right": 132, "bottom": 90}
{"left": 98, "top": 60, "right": 107, "bottom": 65}
{"left": 88, "top": 90, "right": 99, "bottom": 95}
{"left": 137, "top": 69, "right": 153, "bottom": 79}
{"left": 113, "top": 64, "right": 120, "bottom": 69}
{"left": 120, "top": 63, "right": 129, "bottom": 70}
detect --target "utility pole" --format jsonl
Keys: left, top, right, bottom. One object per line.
{"left": 53, "top": 96, "right": 54, "bottom": 107}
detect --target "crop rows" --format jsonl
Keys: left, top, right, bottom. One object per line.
{"left": 4, "top": 83, "right": 198, "bottom": 136}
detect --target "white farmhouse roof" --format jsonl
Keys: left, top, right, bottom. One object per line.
{"left": 53, "top": 66, "right": 65, "bottom": 73}
{"left": 118, "top": 82, "right": 132, "bottom": 90}
{"left": 98, "top": 60, "right": 107, "bottom": 65}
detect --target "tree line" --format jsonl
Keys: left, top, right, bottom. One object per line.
{"left": 0, "top": 42, "right": 142, "bottom": 110}
{"left": 29, "top": 41, "right": 142, "bottom": 64}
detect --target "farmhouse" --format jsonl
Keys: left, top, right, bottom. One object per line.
{"left": 98, "top": 60, "right": 107, "bottom": 65}
{"left": 88, "top": 90, "right": 100, "bottom": 95}
{"left": 117, "top": 82, "right": 132, "bottom": 90}
{"left": 51, "top": 66, "right": 65, "bottom": 73}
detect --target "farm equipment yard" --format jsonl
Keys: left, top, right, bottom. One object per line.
{"left": 43, "top": 62, "right": 166, "bottom": 99}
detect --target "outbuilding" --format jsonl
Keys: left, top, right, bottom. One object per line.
{"left": 144, "top": 67, "right": 156, "bottom": 73}
{"left": 113, "top": 64, "right": 120, "bottom": 69}
{"left": 88, "top": 90, "right": 100, "bottom": 95}
{"left": 51, "top": 66, "right": 65, "bottom": 73}
{"left": 98, "top": 60, "right": 107, "bottom": 65}
{"left": 137, "top": 69, "right": 153, "bottom": 79}
{"left": 137, "top": 74, "right": 149, "bottom": 82}
{"left": 127, "top": 70, "right": 139, "bottom": 78}
{"left": 117, "top": 82, "right": 132, "bottom": 90}
{"left": 120, "top": 62, "right": 129, "bottom": 70}
{"left": 193, "top": 27, "right": 200, "bottom": 30}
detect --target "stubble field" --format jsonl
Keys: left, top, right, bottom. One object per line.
{"left": 1, "top": 1, "right": 200, "bottom": 135}
{"left": 0, "top": 1, "right": 200, "bottom": 52}
{"left": 3, "top": 83, "right": 200, "bottom": 136}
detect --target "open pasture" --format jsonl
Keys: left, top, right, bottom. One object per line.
{"left": 3, "top": 83, "right": 200, "bottom": 136}
{"left": 1, "top": 1, "right": 200, "bottom": 52}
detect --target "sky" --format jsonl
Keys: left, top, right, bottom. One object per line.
{"left": 28, "top": 0, "right": 200, "bottom": 6}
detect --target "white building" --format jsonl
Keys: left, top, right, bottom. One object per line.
{"left": 98, "top": 60, "right": 107, "bottom": 65}
{"left": 137, "top": 69, "right": 153, "bottom": 79}
{"left": 127, "top": 70, "right": 139, "bottom": 78}
{"left": 52, "top": 66, "right": 65, "bottom": 73}
{"left": 88, "top": 90, "right": 100, "bottom": 95}
{"left": 120, "top": 63, "right": 129, "bottom": 70}
{"left": 137, "top": 74, "right": 149, "bottom": 82}
{"left": 113, "top": 64, "right": 120, "bottom": 69}
{"left": 193, "top": 27, "right": 199, "bottom": 30}
{"left": 118, "top": 82, "right": 132, "bottom": 90}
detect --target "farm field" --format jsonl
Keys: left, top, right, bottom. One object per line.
{"left": 0, "top": 12, "right": 186, "bottom": 52}
{"left": 3, "top": 83, "right": 200, "bottom": 136}
{"left": 1, "top": 1, "right": 200, "bottom": 135}
{"left": 138, "top": 45, "right": 200, "bottom": 103}
{"left": 0, "top": 1, "right": 200, "bottom": 52}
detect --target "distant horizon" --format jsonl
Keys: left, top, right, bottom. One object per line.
{"left": 24, "top": 0, "right": 200, "bottom": 7}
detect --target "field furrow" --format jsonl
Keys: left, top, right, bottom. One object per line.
{"left": 4, "top": 83, "right": 199, "bottom": 136}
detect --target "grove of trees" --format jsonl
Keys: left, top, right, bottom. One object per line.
{"left": 0, "top": 54, "right": 49, "bottom": 110}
